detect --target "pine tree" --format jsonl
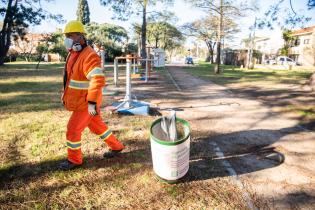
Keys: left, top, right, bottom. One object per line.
{"left": 76, "top": 0, "right": 90, "bottom": 25}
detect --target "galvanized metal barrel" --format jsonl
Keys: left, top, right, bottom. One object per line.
{"left": 150, "top": 117, "right": 191, "bottom": 182}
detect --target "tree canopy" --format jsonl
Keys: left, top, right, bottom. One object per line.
{"left": 99, "top": 0, "right": 174, "bottom": 59}
{"left": 147, "top": 21, "right": 184, "bottom": 50}
{"left": 183, "top": 15, "right": 239, "bottom": 63}
{"left": 85, "top": 22, "right": 129, "bottom": 60}
{"left": 185, "top": 0, "right": 254, "bottom": 73}
{"left": 259, "top": 0, "right": 315, "bottom": 29}
{"left": 77, "top": 0, "right": 90, "bottom": 25}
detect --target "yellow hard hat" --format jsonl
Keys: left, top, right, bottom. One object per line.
{"left": 63, "top": 20, "right": 86, "bottom": 34}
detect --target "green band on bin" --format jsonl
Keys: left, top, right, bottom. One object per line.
{"left": 150, "top": 117, "right": 191, "bottom": 146}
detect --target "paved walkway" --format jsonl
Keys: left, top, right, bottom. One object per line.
{"left": 142, "top": 66, "right": 315, "bottom": 209}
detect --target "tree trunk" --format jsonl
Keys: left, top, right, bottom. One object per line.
{"left": 205, "top": 40, "right": 215, "bottom": 64}
{"left": 137, "top": 34, "right": 141, "bottom": 57}
{"left": 214, "top": 0, "right": 223, "bottom": 74}
{"left": 36, "top": 55, "right": 42, "bottom": 70}
{"left": 211, "top": 43, "right": 215, "bottom": 63}
{"left": 215, "top": 42, "right": 221, "bottom": 73}
{"left": 208, "top": 41, "right": 216, "bottom": 64}
{"left": 0, "top": 0, "right": 17, "bottom": 66}
{"left": 141, "top": 5, "right": 147, "bottom": 59}
{"left": 309, "top": 72, "right": 315, "bottom": 91}
{"left": 0, "top": 56, "right": 4, "bottom": 66}
{"left": 210, "top": 49, "right": 214, "bottom": 63}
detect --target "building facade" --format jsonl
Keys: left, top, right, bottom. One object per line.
{"left": 241, "top": 36, "right": 284, "bottom": 64}
{"left": 289, "top": 26, "right": 315, "bottom": 66}
{"left": 9, "top": 33, "right": 62, "bottom": 62}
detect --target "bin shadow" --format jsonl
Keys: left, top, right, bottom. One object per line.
{"left": 177, "top": 125, "right": 306, "bottom": 183}
{"left": 182, "top": 145, "right": 284, "bottom": 183}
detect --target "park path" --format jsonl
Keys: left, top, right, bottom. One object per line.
{"left": 134, "top": 65, "right": 315, "bottom": 209}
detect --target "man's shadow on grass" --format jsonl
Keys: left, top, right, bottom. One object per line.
{"left": 0, "top": 147, "right": 152, "bottom": 190}
{"left": 0, "top": 147, "right": 156, "bottom": 206}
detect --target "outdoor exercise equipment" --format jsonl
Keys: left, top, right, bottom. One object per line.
{"left": 113, "top": 55, "right": 155, "bottom": 86}
{"left": 112, "top": 54, "right": 152, "bottom": 115}
{"left": 100, "top": 47, "right": 105, "bottom": 69}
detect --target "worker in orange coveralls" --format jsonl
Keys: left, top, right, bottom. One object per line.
{"left": 59, "top": 20, "right": 125, "bottom": 170}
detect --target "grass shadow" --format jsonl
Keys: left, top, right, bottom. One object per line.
{"left": 0, "top": 148, "right": 151, "bottom": 189}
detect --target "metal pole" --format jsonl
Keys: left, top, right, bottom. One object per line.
{"left": 133, "top": 57, "right": 136, "bottom": 74}
{"left": 145, "top": 59, "right": 149, "bottom": 82}
{"left": 100, "top": 49, "right": 105, "bottom": 69}
{"left": 125, "top": 55, "right": 132, "bottom": 108}
{"left": 114, "top": 58, "right": 118, "bottom": 87}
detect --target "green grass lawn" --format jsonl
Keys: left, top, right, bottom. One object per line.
{"left": 183, "top": 62, "right": 314, "bottom": 86}
{"left": 1, "top": 61, "right": 65, "bottom": 70}
{"left": 0, "top": 62, "right": 253, "bottom": 209}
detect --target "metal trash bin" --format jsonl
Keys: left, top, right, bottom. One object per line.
{"left": 150, "top": 117, "right": 191, "bottom": 182}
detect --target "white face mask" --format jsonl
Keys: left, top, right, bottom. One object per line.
{"left": 64, "top": 38, "right": 74, "bottom": 50}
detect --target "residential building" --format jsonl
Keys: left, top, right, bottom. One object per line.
{"left": 9, "top": 33, "right": 61, "bottom": 62}
{"left": 241, "top": 36, "right": 284, "bottom": 64}
{"left": 10, "top": 33, "right": 47, "bottom": 54}
{"left": 289, "top": 26, "right": 315, "bottom": 66}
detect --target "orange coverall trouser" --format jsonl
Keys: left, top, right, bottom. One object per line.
{"left": 66, "top": 109, "right": 124, "bottom": 165}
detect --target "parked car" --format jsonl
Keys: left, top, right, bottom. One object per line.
{"left": 276, "top": 56, "right": 297, "bottom": 66}
{"left": 185, "top": 56, "right": 194, "bottom": 64}
{"left": 264, "top": 59, "right": 276, "bottom": 65}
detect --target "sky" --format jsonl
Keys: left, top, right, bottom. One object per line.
{"left": 2, "top": 0, "right": 315, "bottom": 48}
{"left": 31, "top": 0, "right": 203, "bottom": 33}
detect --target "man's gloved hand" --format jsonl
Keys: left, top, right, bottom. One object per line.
{"left": 88, "top": 102, "right": 98, "bottom": 116}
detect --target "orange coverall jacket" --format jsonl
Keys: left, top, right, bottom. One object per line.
{"left": 62, "top": 46, "right": 105, "bottom": 110}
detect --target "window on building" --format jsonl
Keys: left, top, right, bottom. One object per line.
{"left": 304, "top": 39, "right": 310, "bottom": 44}
{"left": 295, "top": 39, "right": 300, "bottom": 46}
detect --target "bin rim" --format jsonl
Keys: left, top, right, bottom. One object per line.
{"left": 150, "top": 117, "right": 190, "bottom": 146}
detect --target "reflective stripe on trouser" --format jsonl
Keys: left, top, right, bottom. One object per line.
{"left": 66, "top": 109, "right": 124, "bottom": 164}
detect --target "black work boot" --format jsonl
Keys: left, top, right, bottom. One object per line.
{"left": 59, "top": 160, "right": 82, "bottom": 170}
{"left": 103, "top": 149, "right": 123, "bottom": 158}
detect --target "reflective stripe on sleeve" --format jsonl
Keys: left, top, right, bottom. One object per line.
{"left": 68, "top": 79, "right": 89, "bottom": 90}
{"left": 86, "top": 67, "right": 104, "bottom": 80}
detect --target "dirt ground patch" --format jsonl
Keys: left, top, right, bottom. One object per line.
{"left": 225, "top": 81, "right": 315, "bottom": 131}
